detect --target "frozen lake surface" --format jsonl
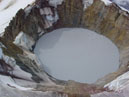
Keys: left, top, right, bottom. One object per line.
{"left": 34, "top": 28, "right": 120, "bottom": 83}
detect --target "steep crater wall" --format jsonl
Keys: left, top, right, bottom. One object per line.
{"left": 0, "top": 0, "right": 129, "bottom": 96}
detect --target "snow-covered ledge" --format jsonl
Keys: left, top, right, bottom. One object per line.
{"left": 105, "top": 71, "right": 129, "bottom": 91}
{"left": 13, "top": 32, "right": 35, "bottom": 51}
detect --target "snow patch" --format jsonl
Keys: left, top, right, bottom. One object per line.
{"left": 46, "top": 15, "right": 54, "bottom": 21}
{"left": 13, "top": 65, "right": 32, "bottom": 81}
{"left": 0, "top": 0, "right": 15, "bottom": 11}
{"left": 119, "top": 6, "right": 129, "bottom": 13}
{"left": 39, "top": 31, "right": 45, "bottom": 37}
{"left": 0, "top": 0, "right": 35, "bottom": 34}
{"left": 83, "top": 0, "right": 93, "bottom": 10}
{"left": 2, "top": 55, "right": 16, "bottom": 67}
{"left": 37, "top": 27, "right": 45, "bottom": 36}
{"left": 0, "top": 49, "right": 33, "bottom": 90}
{"left": 112, "top": 0, "right": 129, "bottom": 6}
{"left": 105, "top": 71, "right": 129, "bottom": 91}
{"left": 40, "top": 7, "right": 59, "bottom": 29}
{"left": 40, "top": 7, "right": 53, "bottom": 15}
{"left": 13, "top": 32, "right": 35, "bottom": 50}
{"left": 0, "top": 75, "right": 32, "bottom": 90}
{"left": 1, "top": 54, "right": 33, "bottom": 81}
{"left": 24, "top": 5, "right": 33, "bottom": 17}
{"left": 0, "top": 43, "right": 17, "bottom": 67}
{"left": 102, "top": 0, "right": 129, "bottom": 13}
{"left": 0, "top": 42, "right": 6, "bottom": 48}
{"left": 49, "top": 0, "right": 64, "bottom": 7}
{"left": 101, "top": 0, "right": 112, "bottom": 5}
{"left": 38, "top": 27, "right": 42, "bottom": 33}
{"left": 111, "top": 0, "right": 129, "bottom": 13}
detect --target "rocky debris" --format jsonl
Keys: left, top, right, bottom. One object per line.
{"left": 37, "top": 80, "right": 107, "bottom": 95}
{"left": 95, "top": 64, "right": 129, "bottom": 86}
{"left": 0, "top": 83, "right": 68, "bottom": 97}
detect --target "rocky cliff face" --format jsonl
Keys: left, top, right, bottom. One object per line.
{"left": 0, "top": 0, "right": 129, "bottom": 97}
{"left": 57, "top": 0, "right": 129, "bottom": 48}
{"left": 56, "top": 0, "right": 129, "bottom": 65}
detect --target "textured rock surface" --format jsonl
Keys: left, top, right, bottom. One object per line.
{"left": 0, "top": 84, "right": 68, "bottom": 97}
{"left": 57, "top": 0, "right": 129, "bottom": 65}
{"left": 0, "top": 0, "right": 129, "bottom": 97}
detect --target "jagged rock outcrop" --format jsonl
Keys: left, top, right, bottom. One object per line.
{"left": 0, "top": 0, "right": 129, "bottom": 97}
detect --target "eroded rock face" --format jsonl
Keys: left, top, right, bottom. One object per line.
{"left": 57, "top": 0, "right": 129, "bottom": 65}
{"left": 0, "top": 0, "right": 129, "bottom": 97}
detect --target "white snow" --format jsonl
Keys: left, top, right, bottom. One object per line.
{"left": 37, "top": 27, "right": 45, "bottom": 36}
{"left": 40, "top": 7, "right": 59, "bottom": 29}
{"left": 112, "top": 0, "right": 129, "bottom": 6}
{"left": 44, "top": 13, "right": 59, "bottom": 28}
{"left": 0, "top": 42, "right": 6, "bottom": 48}
{"left": 49, "top": 0, "right": 93, "bottom": 10}
{"left": 24, "top": 5, "right": 33, "bottom": 17}
{"left": 0, "top": 0, "right": 35, "bottom": 34}
{"left": 105, "top": 70, "right": 129, "bottom": 91}
{"left": 112, "top": 0, "right": 129, "bottom": 13}
{"left": 40, "top": 7, "right": 53, "bottom": 15}
{"left": 49, "top": 0, "right": 64, "bottom": 7}
{"left": 44, "top": 20, "right": 53, "bottom": 29}
{"left": 101, "top": 0, "right": 112, "bottom": 5}
{"left": 0, "top": 46, "right": 33, "bottom": 89}
{"left": 119, "top": 6, "right": 129, "bottom": 13}
{"left": 13, "top": 32, "right": 35, "bottom": 50}
{"left": 13, "top": 65, "right": 32, "bottom": 81}
{"left": 0, "top": 75, "right": 32, "bottom": 90}
{"left": 1, "top": 54, "right": 33, "bottom": 81}
{"left": 0, "top": 0, "right": 14, "bottom": 11}
{"left": 83, "top": 0, "right": 93, "bottom": 10}
{"left": 102, "top": 0, "right": 129, "bottom": 13}
{"left": 46, "top": 15, "right": 55, "bottom": 21}
{"left": 34, "top": 28, "right": 120, "bottom": 83}
{"left": 0, "top": 45, "right": 33, "bottom": 90}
